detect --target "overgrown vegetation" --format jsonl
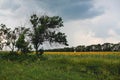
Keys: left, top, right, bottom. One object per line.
{"left": 0, "top": 52, "right": 120, "bottom": 80}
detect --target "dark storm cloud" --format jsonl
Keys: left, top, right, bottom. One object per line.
{"left": 37, "top": 0, "right": 103, "bottom": 20}
{"left": 0, "top": 0, "right": 103, "bottom": 20}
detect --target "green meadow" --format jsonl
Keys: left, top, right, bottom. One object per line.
{"left": 0, "top": 52, "right": 120, "bottom": 80}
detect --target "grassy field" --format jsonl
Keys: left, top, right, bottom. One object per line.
{"left": 45, "top": 51, "right": 120, "bottom": 55}
{"left": 0, "top": 52, "right": 120, "bottom": 80}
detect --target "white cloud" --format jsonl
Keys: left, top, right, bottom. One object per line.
{"left": 0, "top": 0, "right": 54, "bottom": 28}
{"left": 108, "top": 29, "right": 118, "bottom": 37}
{"left": 73, "top": 31, "right": 103, "bottom": 46}
{"left": 62, "top": 0, "right": 120, "bottom": 46}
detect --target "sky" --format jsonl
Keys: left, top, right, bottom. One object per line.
{"left": 0, "top": 0, "right": 120, "bottom": 47}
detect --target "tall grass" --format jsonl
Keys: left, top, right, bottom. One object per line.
{"left": 0, "top": 52, "right": 120, "bottom": 80}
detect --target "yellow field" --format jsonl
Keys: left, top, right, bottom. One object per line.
{"left": 44, "top": 52, "right": 120, "bottom": 55}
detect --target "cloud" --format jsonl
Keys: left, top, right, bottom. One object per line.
{"left": 63, "top": 18, "right": 120, "bottom": 46}
{"left": 62, "top": 0, "right": 120, "bottom": 46}
{"left": 40, "top": 0, "right": 103, "bottom": 20}
{"left": 0, "top": 0, "right": 120, "bottom": 47}
{"left": 74, "top": 31, "right": 104, "bottom": 46}
{"left": 0, "top": 0, "right": 49, "bottom": 28}
{"left": 0, "top": 0, "right": 103, "bottom": 28}
{"left": 0, "top": 0, "right": 20, "bottom": 11}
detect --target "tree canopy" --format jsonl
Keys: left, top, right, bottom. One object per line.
{"left": 30, "top": 14, "right": 68, "bottom": 54}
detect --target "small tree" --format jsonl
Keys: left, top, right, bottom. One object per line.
{"left": 16, "top": 34, "right": 30, "bottom": 54}
{"left": 16, "top": 27, "right": 31, "bottom": 54}
{"left": 6, "top": 28, "right": 18, "bottom": 52}
{"left": 0, "top": 24, "right": 11, "bottom": 50}
{"left": 30, "top": 14, "right": 68, "bottom": 54}
{"left": 6, "top": 26, "right": 30, "bottom": 53}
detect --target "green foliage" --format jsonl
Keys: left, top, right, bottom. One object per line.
{"left": 0, "top": 24, "right": 10, "bottom": 34}
{"left": 16, "top": 34, "right": 29, "bottom": 54}
{"left": 15, "top": 27, "right": 31, "bottom": 54}
{"left": 6, "top": 27, "right": 18, "bottom": 52}
{"left": 30, "top": 14, "right": 68, "bottom": 54}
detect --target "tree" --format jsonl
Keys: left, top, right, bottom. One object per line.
{"left": 76, "top": 45, "right": 85, "bottom": 52}
{"left": 6, "top": 26, "right": 30, "bottom": 53}
{"left": 0, "top": 24, "right": 11, "bottom": 50}
{"left": 6, "top": 28, "right": 18, "bottom": 52}
{"left": 15, "top": 27, "right": 31, "bottom": 54}
{"left": 30, "top": 14, "right": 68, "bottom": 54}
{"left": 102, "top": 43, "right": 113, "bottom": 51}
{"left": 112, "top": 43, "right": 120, "bottom": 51}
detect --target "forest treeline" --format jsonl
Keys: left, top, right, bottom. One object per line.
{"left": 45, "top": 42, "right": 120, "bottom": 52}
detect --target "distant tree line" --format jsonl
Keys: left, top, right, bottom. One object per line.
{"left": 45, "top": 43, "right": 120, "bottom": 52}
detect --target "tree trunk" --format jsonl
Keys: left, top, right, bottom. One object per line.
{"left": 35, "top": 47, "right": 38, "bottom": 54}
{"left": 35, "top": 44, "right": 39, "bottom": 54}
{"left": 36, "top": 49, "right": 38, "bottom": 54}
{"left": 11, "top": 45, "right": 14, "bottom": 52}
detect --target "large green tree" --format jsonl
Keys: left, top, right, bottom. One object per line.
{"left": 30, "top": 14, "right": 68, "bottom": 54}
